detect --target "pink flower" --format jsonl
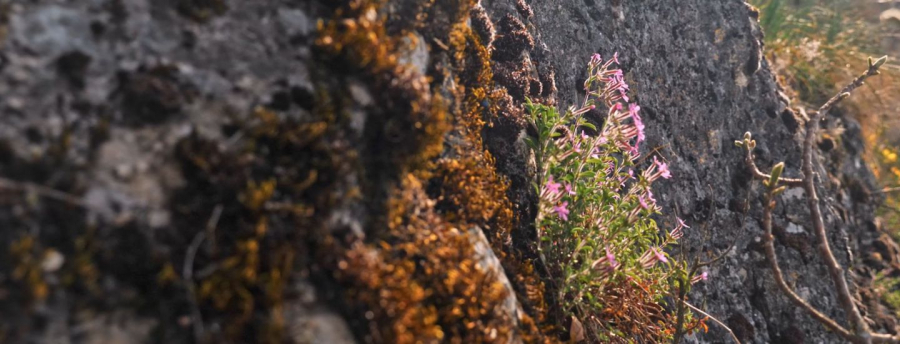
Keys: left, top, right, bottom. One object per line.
{"left": 639, "top": 194, "right": 650, "bottom": 210}
{"left": 612, "top": 52, "right": 620, "bottom": 64}
{"left": 639, "top": 190, "right": 657, "bottom": 210}
{"left": 605, "top": 246, "right": 619, "bottom": 270}
{"left": 670, "top": 217, "right": 688, "bottom": 240}
{"left": 590, "top": 53, "right": 603, "bottom": 65}
{"left": 629, "top": 103, "right": 645, "bottom": 144}
{"left": 553, "top": 201, "right": 570, "bottom": 221}
{"left": 545, "top": 175, "right": 562, "bottom": 195}
{"left": 691, "top": 271, "right": 709, "bottom": 284}
{"left": 565, "top": 183, "right": 576, "bottom": 196}
{"left": 653, "top": 156, "right": 672, "bottom": 179}
{"left": 652, "top": 247, "right": 668, "bottom": 263}
{"left": 639, "top": 247, "right": 668, "bottom": 268}
{"left": 677, "top": 217, "right": 690, "bottom": 229}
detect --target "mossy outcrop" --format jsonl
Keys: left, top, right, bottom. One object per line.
{"left": 0, "top": 0, "right": 895, "bottom": 343}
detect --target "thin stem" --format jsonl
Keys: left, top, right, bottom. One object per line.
{"left": 801, "top": 107, "right": 870, "bottom": 341}
{"left": 743, "top": 145, "right": 804, "bottom": 187}
{"left": 761, "top": 187, "right": 856, "bottom": 341}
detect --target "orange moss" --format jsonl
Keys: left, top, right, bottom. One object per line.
{"left": 315, "top": 1, "right": 446, "bottom": 174}
{"left": 332, "top": 175, "right": 516, "bottom": 343}
{"left": 440, "top": 23, "right": 556, "bottom": 340}
{"left": 9, "top": 236, "right": 48, "bottom": 302}
{"left": 309, "top": 0, "right": 560, "bottom": 342}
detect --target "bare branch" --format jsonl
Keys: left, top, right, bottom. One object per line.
{"left": 743, "top": 58, "right": 895, "bottom": 344}
{"left": 760, "top": 187, "right": 855, "bottom": 341}
{"left": 801, "top": 108, "right": 870, "bottom": 340}
{"left": 740, "top": 139, "right": 804, "bottom": 187}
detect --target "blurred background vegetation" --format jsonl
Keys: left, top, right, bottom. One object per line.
{"left": 750, "top": 0, "right": 900, "bottom": 313}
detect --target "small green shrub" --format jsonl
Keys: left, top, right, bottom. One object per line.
{"left": 526, "top": 54, "right": 701, "bottom": 342}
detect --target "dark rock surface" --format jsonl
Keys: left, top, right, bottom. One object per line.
{"left": 478, "top": 0, "right": 890, "bottom": 342}
{"left": 0, "top": 0, "right": 893, "bottom": 343}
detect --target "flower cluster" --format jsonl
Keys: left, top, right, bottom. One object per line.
{"left": 525, "top": 54, "right": 701, "bottom": 341}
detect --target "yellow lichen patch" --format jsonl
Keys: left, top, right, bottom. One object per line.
{"left": 9, "top": 236, "right": 49, "bottom": 302}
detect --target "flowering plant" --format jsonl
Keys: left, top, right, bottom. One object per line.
{"left": 525, "top": 54, "right": 700, "bottom": 341}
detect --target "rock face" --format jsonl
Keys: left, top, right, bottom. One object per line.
{"left": 478, "top": 0, "right": 887, "bottom": 342}
{"left": 0, "top": 0, "right": 891, "bottom": 343}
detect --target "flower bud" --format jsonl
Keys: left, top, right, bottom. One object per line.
{"left": 743, "top": 132, "right": 752, "bottom": 141}
{"left": 748, "top": 140, "right": 757, "bottom": 150}
{"left": 769, "top": 162, "right": 785, "bottom": 188}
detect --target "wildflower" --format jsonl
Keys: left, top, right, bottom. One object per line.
{"left": 545, "top": 175, "right": 562, "bottom": 195}
{"left": 670, "top": 217, "right": 688, "bottom": 240}
{"left": 691, "top": 271, "right": 709, "bottom": 284}
{"left": 645, "top": 156, "right": 672, "bottom": 181}
{"left": 652, "top": 247, "right": 668, "bottom": 263}
{"left": 605, "top": 246, "right": 619, "bottom": 270}
{"left": 639, "top": 194, "right": 650, "bottom": 210}
{"left": 654, "top": 156, "right": 671, "bottom": 179}
{"left": 640, "top": 246, "right": 668, "bottom": 268}
{"left": 629, "top": 103, "right": 645, "bottom": 144}
{"left": 553, "top": 201, "right": 570, "bottom": 221}
{"left": 572, "top": 104, "right": 595, "bottom": 116}
{"left": 590, "top": 53, "right": 603, "bottom": 66}
{"left": 565, "top": 183, "right": 576, "bottom": 196}
{"left": 639, "top": 190, "right": 657, "bottom": 210}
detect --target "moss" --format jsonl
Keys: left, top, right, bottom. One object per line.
{"left": 491, "top": 14, "right": 534, "bottom": 62}
{"left": 8, "top": 236, "right": 49, "bottom": 302}
{"left": 515, "top": 0, "right": 534, "bottom": 21}
{"left": 168, "top": 111, "right": 327, "bottom": 343}
{"left": 469, "top": 5, "right": 494, "bottom": 49}
{"left": 329, "top": 175, "right": 517, "bottom": 343}
{"left": 307, "top": 1, "right": 561, "bottom": 342}
{"left": 443, "top": 23, "right": 557, "bottom": 341}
